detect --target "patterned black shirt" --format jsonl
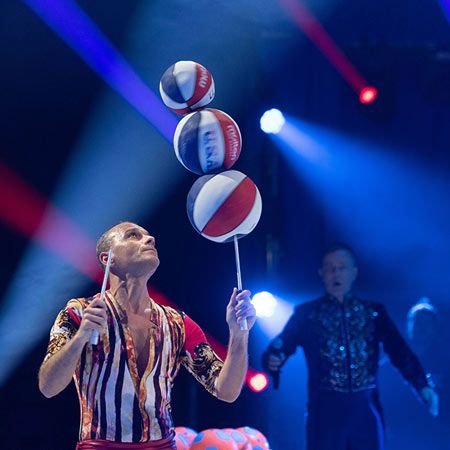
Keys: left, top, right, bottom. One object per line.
{"left": 266, "top": 295, "right": 429, "bottom": 395}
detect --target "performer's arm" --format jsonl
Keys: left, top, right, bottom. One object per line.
{"left": 39, "top": 297, "right": 107, "bottom": 398}
{"left": 180, "top": 289, "right": 256, "bottom": 403}
{"left": 377, "top": 304, "right": 439, "bottom": 416}
{"left": 39, "top": 331, "right": 89, "bottom": 397}
{"left": 215, "top": 289, "right": 256, "bottom": 402}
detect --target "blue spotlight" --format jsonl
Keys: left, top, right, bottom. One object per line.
{"left": 252, "top": 291, "right": 278, "bottom": 318}
{"left": 260, "top": 109, "right": 285, "bottom": 134}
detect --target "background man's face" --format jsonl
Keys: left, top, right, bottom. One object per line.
{"left": 320, "top": 250, "right": 358, "bottom": 299}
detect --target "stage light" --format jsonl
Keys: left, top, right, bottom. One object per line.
{"left": 279, "top": 0, "right": 368, "bottom": 95}
{"left": 260, "top": 109, "right": 286, "bottom": 134}
{"left": 252, "top": 291, "right": 278, "bottom": 318}
{"left": 359, "top": 86, "right": 378, "bottom": 104}
{"left": 248, "top": 372, "right": 269, "bottom": 393}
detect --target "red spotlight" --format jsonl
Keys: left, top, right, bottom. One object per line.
{"left": 248, "top": 372, "right": 269, "bottom": 393}
{"left": 359, "top": 86, "right": 378, "bottom": 104}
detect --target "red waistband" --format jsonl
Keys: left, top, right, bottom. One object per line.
{"left": 76, "top": 435, "right": 176, "bottom": 450}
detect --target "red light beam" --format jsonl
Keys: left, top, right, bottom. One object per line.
{"left": 279, "top": 0, "right": 371, "bottom": 95}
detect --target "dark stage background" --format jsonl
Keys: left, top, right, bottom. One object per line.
{"left": 1, "top": 0, "right": 450, "bottom": 449}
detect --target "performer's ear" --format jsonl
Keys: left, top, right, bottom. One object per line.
{"left": 100, "top": 252, "right": 111, "bottom": 268}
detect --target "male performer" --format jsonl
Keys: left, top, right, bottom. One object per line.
{"left": 39, "top": 222, "right": 256, "bottom": 449}
{"left": 263, "top": 243, "right": 438, "bottom": 450}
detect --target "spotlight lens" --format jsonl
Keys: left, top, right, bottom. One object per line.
{"left": 248, "top": 373, "right": 269, "bottom": 392}
{"left": 252, "top": 291, "right": 278, "bottom": 318}
{"left": 359, "top": 86, "right": 377, "bottom": 104}
{"left": 260, "top": 109, "right": 285, "bottom": 134}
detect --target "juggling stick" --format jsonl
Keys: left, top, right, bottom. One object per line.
{"left": 233, "top": 235, "right": 248, "bottom": 331}
{"left": 90, "top": 248, "right": 113, "bottom": 345}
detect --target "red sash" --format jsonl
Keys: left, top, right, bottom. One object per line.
{"left": 76, "top": 434, "right": 176, "bottom": 450}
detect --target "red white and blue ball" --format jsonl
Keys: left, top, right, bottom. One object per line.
{"left": 159, "top": 61, "right": 215, "bottom": 115}
{"left": 190, "top": 429, "right": 238, "bottom": 450}
{"left": 187, "top": 170, "right": 262, "bottom": 243}
{"left": 174, "top": 108, "right": 242, "bottom": 175}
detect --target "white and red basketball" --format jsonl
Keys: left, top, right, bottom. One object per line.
{"left": 174, "top": 108, "right": 242, "bottom": 175}
{"left": 159, "top": 61, "right": 215, "bottom": 115}
{"left": 187, "top": 170, "right": 262, "bottom": 243}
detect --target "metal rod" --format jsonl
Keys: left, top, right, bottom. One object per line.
{"left": 233, "top": 236, "right": 248, "bottom": 331}
{"left": 90, "top": 248, "right": 113, "bottom": 345}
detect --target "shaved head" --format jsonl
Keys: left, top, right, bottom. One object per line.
{"left": 96, "top": 221, "right": 132, "bottom": 270}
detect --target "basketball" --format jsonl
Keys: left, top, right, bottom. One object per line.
{"left": 159, "top": 61, "right": 215, "bottom": 115}
{"left": 186, "top": 170, "right": 262, "bottom": 243}
{"left": 174, "top": 108, "right": 242, "bottom": 174}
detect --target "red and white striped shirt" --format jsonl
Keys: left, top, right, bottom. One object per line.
{"left": 44, "top": 292, "right": 223, "bottom": 443}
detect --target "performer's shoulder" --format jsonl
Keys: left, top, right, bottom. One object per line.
{"left": 66, "top": 294, "right": 97, "bottom": 310}
{"left": 157, "top": 303, "right": 186, "bottom": 326}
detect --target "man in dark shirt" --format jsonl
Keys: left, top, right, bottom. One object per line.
{"left": 262, "top": 244, "right": 438, "bottom": 450}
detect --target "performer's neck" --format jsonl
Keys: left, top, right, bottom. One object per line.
{"left": 108, "top": 274, "right": 152, "bottom": 314}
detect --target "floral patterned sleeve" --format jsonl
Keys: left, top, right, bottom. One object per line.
{"left": 179, "top": 314, "right": 224, "bottom": 397}
{"left": 43, "top": 299, "right": 84, "bottom": 364}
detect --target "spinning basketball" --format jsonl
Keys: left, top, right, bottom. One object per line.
{"left": 165, "top": 60, "right": 262, "bottom": 331}
{"left": 187, "top": 170, "right": 262, "bottom": 243}
{"left": 174, "top": 108, "right": 242, "bottom": 174}
{"left": 160, "top": 61, "right": 215, "bottom": 115}
{"left": 190, "top": 429, "right": 238, "bottom": 450}
{"left": 237, "top": 427, "right": 270, "bottom": 449}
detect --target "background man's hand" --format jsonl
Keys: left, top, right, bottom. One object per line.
{"left": 264, "top": 353, "right": 286, "bottom": 372}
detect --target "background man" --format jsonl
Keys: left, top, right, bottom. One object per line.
{"left": 263, "top": 243, "right": 438, "bottom": 450}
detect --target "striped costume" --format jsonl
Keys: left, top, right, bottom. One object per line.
{"left": 44, "top": 292, "right": 224, "bottom": 445}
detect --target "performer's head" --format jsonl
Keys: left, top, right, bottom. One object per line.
{"left": 319, "top": 243, "right": 358, "bottom": 299}
{"left": 96, "top": 222, "right": 160, "bottom": 279}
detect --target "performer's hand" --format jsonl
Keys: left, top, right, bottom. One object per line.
{"left": 421, "top": 386, "right": 439, "bottom": 417}
{"left": 264, "top": 353, "right": 286, "bottom": 372}
{"left": 77, "top": 297, "right": 108, "bottom": 343}
{"left": 226, "top": 288, "right": 256, "bottom": 335}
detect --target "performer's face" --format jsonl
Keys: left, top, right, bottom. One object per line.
{"left": 104, "top": 222, "right": 160, "bottom": 277}
{"left": 319, "top": 250, "right": 358, "bottom": 299}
